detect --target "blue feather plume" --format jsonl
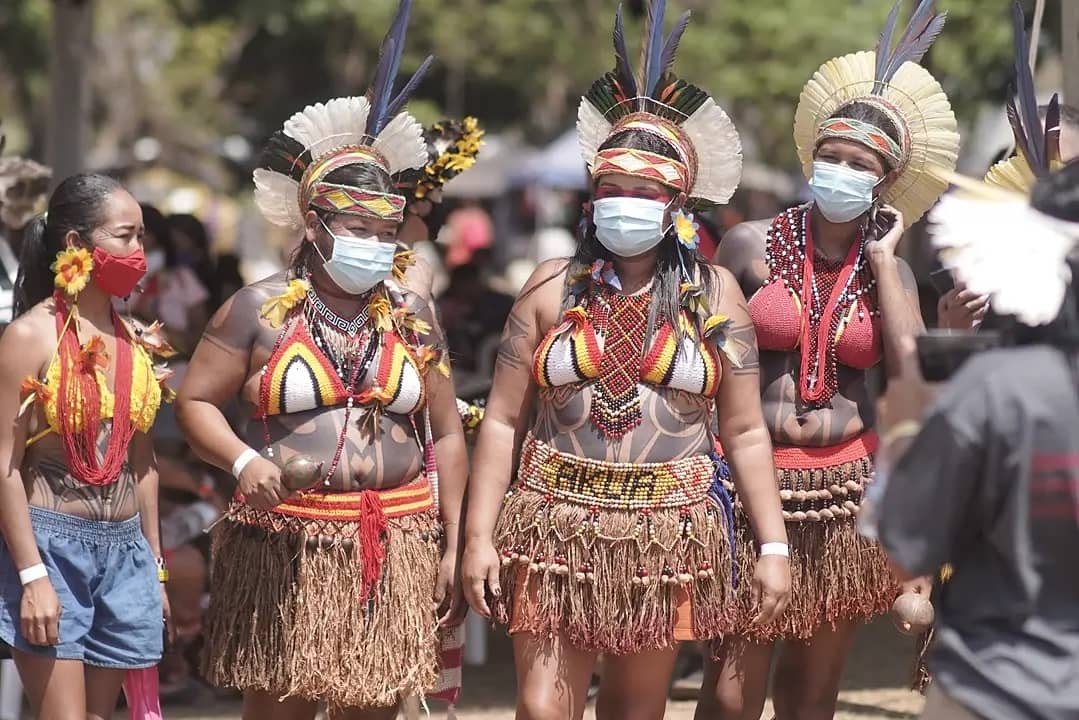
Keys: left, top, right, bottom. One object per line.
{"left": 366, "top": 0, "right": 414, "bottom": 137}
{"left": 640, "top": 0, "right": 668, "bottom": 98}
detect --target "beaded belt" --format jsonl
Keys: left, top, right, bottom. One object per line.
{"left": 518, "top": 435, "right": 715, "bottom": 510}
{"left": 230, "top": 477, "right": 435, "bottom": 601}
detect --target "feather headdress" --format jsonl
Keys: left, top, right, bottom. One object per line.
{"left": 794, "top": 0, "right": 959, "bottom": 226}
{"left": 576, "top": 0, "right": 742, "bottom": 206}
{"left": 984, "top": 2, "right": 1063, "bottom": 195}
{"left": 253, "top": 0, "right": 433, "bottom": 230}
{"left": 931, "top": 171, "right": 1078, "bottom": 326}
{"left": 397, "top": 117, "right": 485, "bottom": 201}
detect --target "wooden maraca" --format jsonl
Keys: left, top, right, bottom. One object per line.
{"left": 891, "top": 592, "right": 935, "bottom": 636}
{"left": 281, "top": 454, "right": 324, "bottom": 491}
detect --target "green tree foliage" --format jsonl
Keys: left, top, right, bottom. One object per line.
{"left": 0, "top": 0, "right": 1051, "bottom": 182}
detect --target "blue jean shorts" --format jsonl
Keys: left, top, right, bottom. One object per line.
{"left": 0, "top": 507, "right": 162, "bottom": 668}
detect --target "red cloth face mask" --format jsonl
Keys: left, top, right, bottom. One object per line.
{"left": 92, "top": 246, "right": 147, "bottom": 298}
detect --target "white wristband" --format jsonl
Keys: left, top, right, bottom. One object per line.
{"left": 231, "top": 448, "right": 260, "bottom": 479}
{"left": 18, "top": 564, "right": 47, "bottom": 586}
{"left": 759, "top": 542, "right": 790, "bottom": 558}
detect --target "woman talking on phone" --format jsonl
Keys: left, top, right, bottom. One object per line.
{"left": 698, "top": 2, "right": 960, "bottom": 718}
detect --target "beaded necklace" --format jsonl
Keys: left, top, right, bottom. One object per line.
{"left": 258, "top": 286, "right": 381, "bottom": 487}
{"left": 764, "top": 206, "right": 878, "bottom": 406}
{"left": 588, "top": 289, "right": 651, "bottom": 438}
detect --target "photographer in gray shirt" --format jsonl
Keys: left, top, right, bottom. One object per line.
{"left": 872, "top": 161, "right": 1079, "bottom": 720}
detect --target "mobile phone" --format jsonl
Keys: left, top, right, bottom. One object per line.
{"left": 929, "top": 267, "right": 956, "bottom": 296}
{"left": 870, "top": 206, "right": 898, "bottom": 239}
{"left": 916, "top": 330, "right": 1001, "bottom": 382}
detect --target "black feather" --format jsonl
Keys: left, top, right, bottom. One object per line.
{"left": 875, "top": 0, "right": 902, "bottom": 83}
{"left": 385, "top": 54, "right": 434, "bottom": 120}
{"left": 366, "top": 0, "right": 414, "bottom": 137}
{"left": 640, "top": 0, "right": 668, "bottom": 98}
{"left": 613, "top": 4, "right": 638, "bottom": 100}
{"left": 658, "top": 10, "right": 690, "bottom": 79}
{"left": 1011, "top": 0, "right": 1044, "bottom": 171}
{"left": 260, "top": 131, "right": 310, "bottom": 181}
{"left": 1044, "top": 93, "right": 1061, "bottom": 170}
{"left": 1006, "top": 97, "right": 1037, "bottom": 169}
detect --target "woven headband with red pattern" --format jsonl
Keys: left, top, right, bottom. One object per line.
{"left": 308, "top": 184, "right": 406, "bottom": 221}
{"left": 593, "top": 148, "right": 689, "bottom": 193}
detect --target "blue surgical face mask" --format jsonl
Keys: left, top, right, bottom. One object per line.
{"left": 314, "top": 218, "right": 397, "bottom": 295}
{"left": 592, "top": 197, "right": 670, "bottom": 257}
{"left": 808, "top": 161, "right": 883, "bottom": 223}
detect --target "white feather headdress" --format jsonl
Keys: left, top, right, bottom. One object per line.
{"left": 575, "top": 1, "right": 741, "bottom": 206}
{"left": 793, "top": 0, "right": 959, "bottom": 227}
{"left": 253, "top": 0, "right": 432, "bottom": 230}
{"left": 931, "top": 174, "right": 1079, "bottom": 327}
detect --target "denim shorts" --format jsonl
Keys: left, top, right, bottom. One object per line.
{"left": 0, "top": 507, "right": 162, "bottom": 668}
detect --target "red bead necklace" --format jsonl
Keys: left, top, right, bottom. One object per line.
{"left": 763, "top": 206, "right": 878, "bottom": 406}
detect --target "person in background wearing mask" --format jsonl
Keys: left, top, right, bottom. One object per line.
{"left": 700, "top": 3, "right": 959, "bottom": 717}
{"left": 0, "top": 174, "right": 174, "bottom": 718}
{"left": 0, "top": 136, "right": 51, "bottom": 332}
{"left": 174, "top": 4, "right": 468, "bottom": 716}
{"left": 875, "top": 160, "right": 1079, "bottom": 720}
{"left": 462, "top": 4, "right": 789, "bottom": 718}
{"left": 166, "top": 214, "right": 216, "bottom": 303}
{"left": 137, "top": 209, "right": 211, "bottom": 354}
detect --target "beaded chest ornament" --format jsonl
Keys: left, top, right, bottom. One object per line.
{"left": 764, "top": 205, "right": 879, "bottom": 406}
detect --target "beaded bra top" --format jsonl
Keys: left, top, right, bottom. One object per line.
{"left": 747, "top": 206, "right": 882, "bottom": 404}
{"left": 25, "top": 334, "right": 160, "bottom": 446}
{"left": 258, "top": 313, "right": 425, "bottom": 418}
{"left": 532, "top": 290, "right": 722, "bottom": 426}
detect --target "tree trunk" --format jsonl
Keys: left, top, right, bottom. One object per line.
{"left": 1064, "top": 0, "right": 1079, "bottom": 108}
{"left": 46, "top": 0, "right": 93, "bottom": 185}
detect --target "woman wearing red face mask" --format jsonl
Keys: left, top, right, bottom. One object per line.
{"left": 0, "top": 174, "right": 173, "bottom": 719}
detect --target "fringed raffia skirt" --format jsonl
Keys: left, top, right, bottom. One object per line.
{"left": 725, "top": 433, "right": 898, "bottom": 642}
{"left": 493, "top": 435, "right": 736, "bottom": 655}
{"left": 202, "top": 478, "right": 442, "bottom": 709}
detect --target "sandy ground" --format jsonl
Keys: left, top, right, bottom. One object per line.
{"left": 166, "top": 616, "right": 926, "bottom": 719}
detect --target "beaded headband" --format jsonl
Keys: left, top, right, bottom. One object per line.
{"left": 308, "top": 184, "right": 406, "bottom": 222}
{"left": 816, "top": 116, "right": 905, "bottom": 170}
{"left": 595, "top": 113, "right": 698, "bottom": 195}
{"left": 592, "top": 147, "right": 689, "bottom": 194}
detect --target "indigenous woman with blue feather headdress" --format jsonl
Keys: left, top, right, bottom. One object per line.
{"left": 461, "top": 2, "right": 790, "bottom": 716}
{"left": 697, "top": 2, "right": 959, "bottom": 718}
{"left": 174, "top": 1, "right": 470, "bottom": 715}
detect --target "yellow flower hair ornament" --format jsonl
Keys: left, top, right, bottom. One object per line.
{"left": 52, "top": 248, "right": 94, "bottom": 297}
{"left": 674, "top": 210, "right": 700, "bottom": 251}
{"left": 259, "top": 278, "right": 310, "bottom": 328}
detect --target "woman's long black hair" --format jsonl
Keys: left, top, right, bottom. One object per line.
{"left": 13, "top": 173, "right": 121, "bottom": 317}
{"left": 570, "top": 128, "right": 716, "bottom": 340}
